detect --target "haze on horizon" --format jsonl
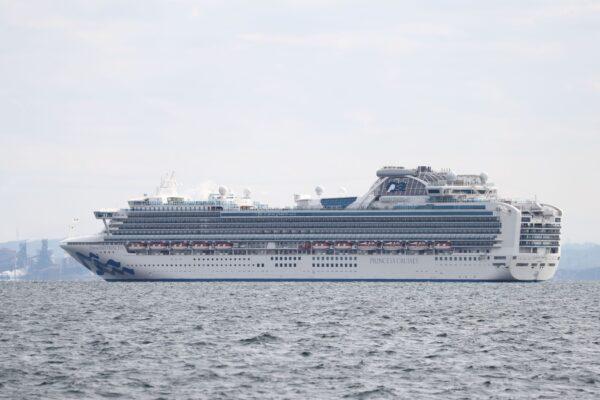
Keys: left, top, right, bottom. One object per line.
{"left": 1, "top": 1, "right": 599, "bottom": 243}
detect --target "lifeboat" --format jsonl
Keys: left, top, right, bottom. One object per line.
{"left": 191, "top": 241, "right": 211, "bottom": 250}
{"left": 171, "top": 241, "right": 189, "bottom": 250}
{"left": 312, "top": 242, "right": 331, "bottom": 251}
{"left": 433, "top": 241, "right": 452, "bottom": 251}
{"left": 408, "top": 241, "right": 429, "bottom": 251}
{"left": 214, "top": 242, "right": 233, "bottom": 250}
{"left": 127, "top": 242, "right": 147, "bottom": 251}
{"left": 383, "top": 241, "right": 403, "bottom": 251}
{"left": 148, "top": 241, "right": 169, "bottom": 251}
{"left": 357, "top": 241, "right": 378, "bottom": 251}
{"left": 334, "top": 241, "right": 353, "bottom": 251}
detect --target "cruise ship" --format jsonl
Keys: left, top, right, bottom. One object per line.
{"left": 61, "top": 166, "right": 562, "bottom": 282}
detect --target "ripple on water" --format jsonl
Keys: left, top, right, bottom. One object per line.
{"left": 0, "top": 282, "right": 599, "bottom": 399}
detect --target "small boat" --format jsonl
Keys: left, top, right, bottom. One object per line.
{"left": 127, "top": 242, "right": 147, "bottom": 251}
{"left": 191, "top": 241, "right": 211, "bottom": 250}
{"left": 383, "top": 241, "right": 403, "bottom": 251}
{"left": 171, "top": 241, "right": 189, "bottom": 250}
{"left": 357, "top": 241, "right": 378, "bottom": 251}
{"left": 334, "top": 241, "right": 353, "bottom": 251}
{"left": 408, "top": 241, "right": 428, "bottom": 251}
{"left": 433, "top": 241, "right": 452, "bottom": 251}
{"left": 148, "top": 241, "right": 169, "bottom": 251}
{"left": 312, "top": 242, "right": 331, "bottom": 251}
{"left": 214, "top": 242, "right": 233, "bottom": 250}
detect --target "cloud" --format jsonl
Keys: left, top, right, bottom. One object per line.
{"left": 564, "top": 77, "right": 600, "bottom": 94}
{"left": 238, "top": 23, "right": 458, "bottom": 54}
{"left": 494, "top": 40, "right": 564, "bottom": 58}
{"left": 239, "top": 31, "right": 419, "bottom": 54}
{"left": 343, "top": 109, "right": 377, "bottom": 130}
{"left": 186, "top": 180, "right": 219, "bottom": 200}
{"left": 1, "top": 1, "right": 599, "bottom": 243}
{"left": 512, "top": 2, "right": 600, "bottom": 25}
{"left": 589, "top": 79, "right": 600, "bottom": 93}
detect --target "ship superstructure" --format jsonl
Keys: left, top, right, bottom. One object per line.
{"left": 61, "top": 166, "right": 562, "bottom": 281}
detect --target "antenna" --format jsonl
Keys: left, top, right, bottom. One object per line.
{"left": 13, "top": 247, "right": 16, "bottom": 282}
{"left": 68, "top": 218, "right": 80, "bottom": 239}
{"left": 12, "top": 228, "right": 19, "bottom": 281}
{"left": 156, "top": 171, "right": 178, "bottom": 197}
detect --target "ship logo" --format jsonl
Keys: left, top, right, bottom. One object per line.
{"left": 75, "top": 252, "right": 135, "bottom": 276}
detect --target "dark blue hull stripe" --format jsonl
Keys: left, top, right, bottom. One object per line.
{"left": 102, "top": 278, "right": 523, "bottom": 283}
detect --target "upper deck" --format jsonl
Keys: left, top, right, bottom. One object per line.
{"left": 82, "top": 165, "right": 560, "bottom": 254}
{"left": 100, "top": 165, "right": 499, "bottom": 215}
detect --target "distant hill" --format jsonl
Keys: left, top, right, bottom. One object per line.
{"left": 0, "top": 240, "right": 598, "bottom": 281}
{"left": 555, "top": 267, "right": 600, "bottom": 281}
{"left": 558, "top": 243, "right": 600, "bottom": 270}
{"left": 554, "top": 243, "right": 600, "bottom": 281}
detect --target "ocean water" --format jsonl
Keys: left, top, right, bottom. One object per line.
{"left": 1, "top": 282, "right": 599, "bottom": 399}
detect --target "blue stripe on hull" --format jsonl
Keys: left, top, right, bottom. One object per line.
{"left": 103, "top": 278, "right": 522, "bottom": 283}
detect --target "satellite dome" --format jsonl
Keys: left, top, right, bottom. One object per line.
{"left": 315, "top": 186, "right": 324, "bottom": 196}
{"left": 479, "top": 172, "right": 488, "bottom": 184}
{"left": 446, "top": 171, "right": 457, "bottom": 182}
{"left": 218, "top": 185, "right": 228, "bottom": 196}
{"left": 338, "top": 187, "right": 347, "bottom": 195}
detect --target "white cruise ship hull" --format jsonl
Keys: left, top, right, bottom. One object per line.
{"left": 62, "top": 243, "right": 559, "bottom": 282}
{"left": 61, "top": 166, "right": 563, "bottom": 282}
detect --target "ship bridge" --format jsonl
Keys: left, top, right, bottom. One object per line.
{"left": 349, "top": 165, "right": 496, "bottom": 209}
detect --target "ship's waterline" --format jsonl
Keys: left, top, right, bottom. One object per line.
{"left": 62, "top": 166, "right": 562, "bottom": 282}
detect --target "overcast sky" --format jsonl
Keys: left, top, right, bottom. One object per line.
{"left": 1, "top": 1, "right": 599, "bottom": 243}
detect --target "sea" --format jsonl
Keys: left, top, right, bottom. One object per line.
{"left": 1, "top": 281, "right": 599, "bottom": 399}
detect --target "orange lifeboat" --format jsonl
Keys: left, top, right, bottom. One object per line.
{"left": 433, "top": 241, "right": 452, "bottom": 251}
{"left": 214, "top": 242, "right": 233, "bottom": 250}
{"left": 408, "top": 241, "right": 428, "bottom": 251}
{"left": 357, "top": 241, "right": 378, "bottom": 251}
{"left": 127, "top": 242, "right": 147, "bottom": 251}
{"left": 312, "top": 242, "right": 331, "bottom": 251}
{"left": 334, "top": 241, "right": 353, "bottom": 251}
{"left": 383, "top": 241, "right": 403, "bottom": 251}
{"left": 148, "top": 241, "right": 169, "bottom": 251}
{"left": 171, "top": 241, "right": 189, "bottom": 250}
{"left": 191, "top": 241, "right": 211, "bottom": 250}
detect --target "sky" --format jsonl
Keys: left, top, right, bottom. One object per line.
{"left": 0, "top": 0, "right": 599, "bottom": 243}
